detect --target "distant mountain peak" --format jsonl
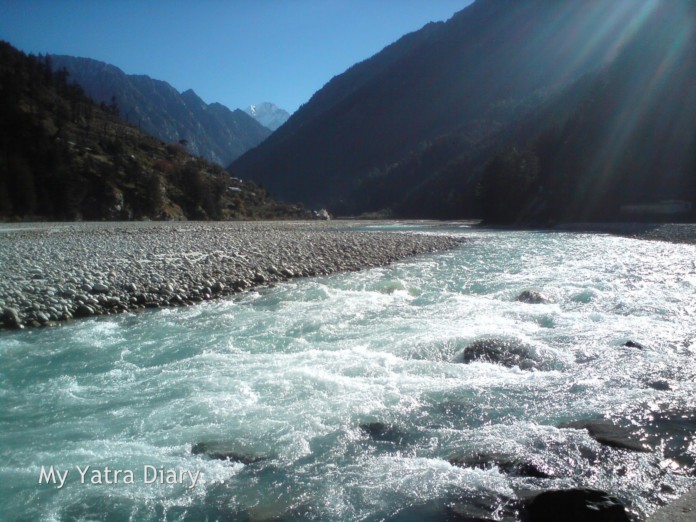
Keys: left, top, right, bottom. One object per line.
{"left": 245, "top": 102, "right": 290, "bottom": 131}
{"left": 48, "top": 55, "right": 271, "bottom": 166}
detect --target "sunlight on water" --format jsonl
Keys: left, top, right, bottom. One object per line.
{"left": 1, "top": 228, "right": 695, "bottom": 520}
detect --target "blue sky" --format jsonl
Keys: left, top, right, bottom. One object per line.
{"left": 0, "top": 0, "right": 472, "bottom": 113}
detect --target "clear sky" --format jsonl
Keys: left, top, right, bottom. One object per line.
{"left": 0, "top": 0, "right": 473, "bottom": 114}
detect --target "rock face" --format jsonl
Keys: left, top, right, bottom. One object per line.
{"left": 49, "top": 55, "right": 272, "bottom": 166}
{"left": 561, "top": 419, "right": 650, "bottom": 453}
{"left": 523, "top": 488, "right": 630, "bottom": 522}
{"left": 456, "top": 339, "right": 543, "bottom": 371}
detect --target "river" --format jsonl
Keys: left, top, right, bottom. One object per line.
{"left": 1, "top": 225, "right": 695, "bottom": 521}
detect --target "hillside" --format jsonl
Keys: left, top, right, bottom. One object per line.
{"left": 229, "top": 0, "right": 696, "bottom": 222}
{"left": 0, "top": 41, "right": 307, "bottom": 221}
{"left": 49, "top": 55, "right": 271, "bottom": 166}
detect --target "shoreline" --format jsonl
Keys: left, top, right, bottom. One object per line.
{"left": 552, "top": 222, "right": 696, "bottom": 245}
{"left": 647, "top": 487, "right": 696, "bottom": 521}
{"left": 0, "top": 220, "right": 463, "bottom": 330}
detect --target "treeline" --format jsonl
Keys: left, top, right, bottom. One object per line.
{"left": 0, "top": 43, "right": 93, "bottom": 217}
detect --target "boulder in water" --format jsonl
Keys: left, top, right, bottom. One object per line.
{"left": 359, "top": 422, "right": 407, "bottom": 444}
{"left": 450, "top": 452, "right": 553, "bottom": 479}
{"left": 191, "top": 442, "right": 266, "bottom": 464}
{"left": 385, "top": 493, "right": 519, "bottom": 522}
{"left": 560, "top": 419, "right": 650, "bottom": 452}
{"left": 516, "top": 290, "right": 552, "bottom": 304}
{"left": 456, "top": 339, "right": 542, "bottom": 371}
{"left": 623, "top": 340, "right": 646, "bottom": 349}
{"left": 522, "top": 488, "right": 630, "bottom": 522}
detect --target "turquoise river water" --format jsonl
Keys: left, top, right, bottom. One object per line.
{"left": 1, "top": 225, "right": 695, "bottom": 521}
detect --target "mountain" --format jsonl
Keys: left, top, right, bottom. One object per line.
{"left": 461, "top": 0, "right": 696, "bottom": 223}
{"left": 0, "top": 41, "right": 307, "bottom": 221}
{"left": 49, "top": 55, "right": 271, "bottom": 166}
{"left": 246, "top": 102, "right": 290, "bottom": 131}
{"left": 229, "top": 0, "right": 696, "bottom": 222}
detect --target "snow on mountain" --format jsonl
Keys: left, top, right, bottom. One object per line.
{"left": 246, "top": 102, "right": 290, "bottom": 131}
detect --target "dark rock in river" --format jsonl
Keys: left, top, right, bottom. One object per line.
{"left": 561, "top": 419, "right": 650, "bottom": 452}
{"left": 522, "top": 488, "right": 630, "bottom": 522}
{"left": 516, "top": 290, "right": 552, "bottom": 304}
{"left": 636, "top": 408, "right": 696, "bottom": 473}
{"left": 456, "top": 339, "right": 542, "bottom": 371}
{"left": 646, "top": 380, "right": 671, "bottom": 391}
{"left": 359, "top": 422, "right": 408, "bottom": 444}
{"left": 450, "top": 452, "right": 553, "bottom": 479}
{"left": 623, "top": 340, "right": 646, "bottom": 349}
{"left": 191, "top": 442, "right": 265, "bottom": 464}
{"left": 385, "top": 493, "right": 519, "bottom": 522}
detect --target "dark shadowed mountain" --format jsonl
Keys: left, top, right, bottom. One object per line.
{"left": 50, "top": 55, "right": 271, "bottom": 166}
{"left": 229, "top": 0, "right": 695, "bottom": 222}
{"left": 0, "top": 41, "right": 307, "bottom": 221}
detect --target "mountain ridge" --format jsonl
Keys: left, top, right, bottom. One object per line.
{"left": 0, "top": 41, "right": 306, "bottom": 221}
{"left": 50, "top": 55, "right": 271, "bottom": 166}
{"left": 229, "top": 0, "right": 693, "bottom": 222}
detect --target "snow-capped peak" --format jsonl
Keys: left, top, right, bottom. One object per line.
{"left": 245, "top": 102, "right": 290, "bottom": 131}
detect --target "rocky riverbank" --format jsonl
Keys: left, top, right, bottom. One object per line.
{"left": 555, "top": 222, "right": 696, "bottom": 245}
{"left": 0, "top": 221, "right": 462, "bottom": 329}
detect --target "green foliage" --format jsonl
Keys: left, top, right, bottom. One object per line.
{"left": 0, "top": 40, "right": 303, "bottom": 222}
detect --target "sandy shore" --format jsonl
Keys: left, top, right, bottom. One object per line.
{"left": 0, "top": 221, "right": 462, "bottom": 329}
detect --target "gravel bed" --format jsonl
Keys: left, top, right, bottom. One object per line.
{"left": 0, "top": 221, "right": 462, "bottom": 329}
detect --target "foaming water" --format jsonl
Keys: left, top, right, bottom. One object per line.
{"left": 1, "top": 228, "right": 695, "bottom": 520}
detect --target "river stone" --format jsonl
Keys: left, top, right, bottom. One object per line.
{"left": 359, "top": 422, "right": 408, "bottom": 444}
{"left": 450, "top": 453, "right": 553, "bottom": 479}
{"left": 385, "top": 493, "right": 519, "bottom": 522}
{"left": 561, "top": 419, "right": 650, "bottom": 452}
{"left": 91, "top": 283, "right": 109, "bottom": 294}
{"left": 191, "top": 442, "right": 265, "bottom": 464}
{"left": 456, "top": 339, "right": 542, "bottom": 371}
{"left": 522, "top": 488, "right": 630, "bottom": 522}
{"left": 623, "top": 340, "right": 646, "bottom": 349}
{"left": 74, "top": 304, "right": 94, "bottom": 318}
{"left": 517, "top": 290, "right": 552, "bottom": 304}
{"left": 2, "top": 307, "right": 22, "bottom": 328}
